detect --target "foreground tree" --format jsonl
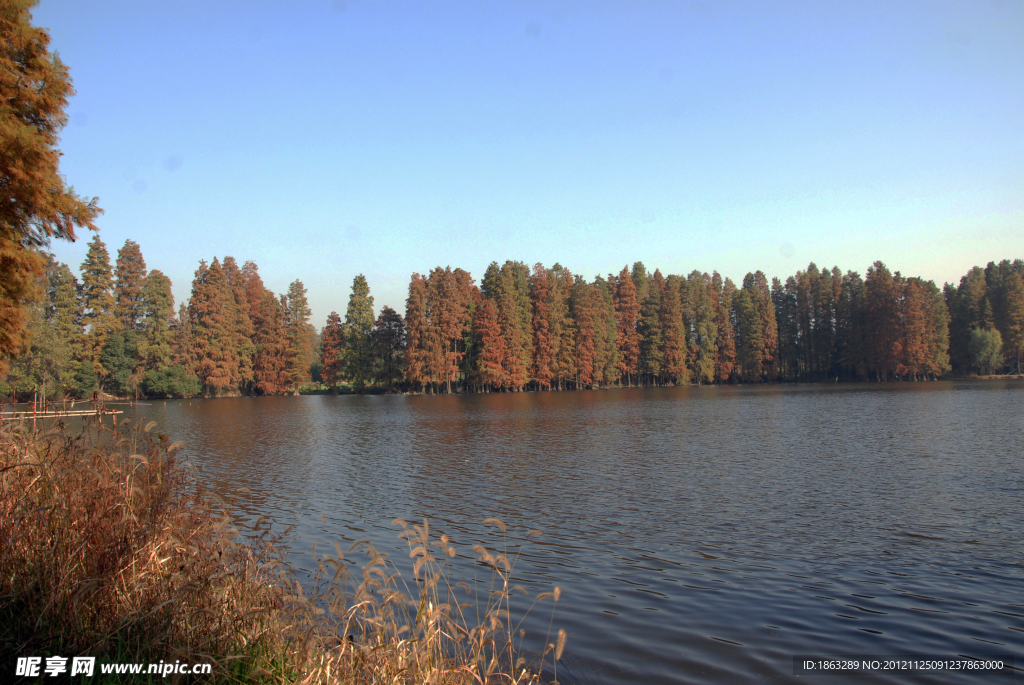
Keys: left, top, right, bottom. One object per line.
{"left": 0, "top": 1, "right": 101, "bottom": 372}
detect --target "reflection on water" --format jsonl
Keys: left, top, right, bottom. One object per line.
{"left": 130, "top": 381, "right": 1024, "bottom": 684}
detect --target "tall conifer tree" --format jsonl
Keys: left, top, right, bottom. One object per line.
{"left": 79, "top": 235, "right": 117, "bottom": 373}
{"left": 113, "top": 239, "right": 147, "bottom": 331}
{"left": 686, "top": 271, "right": 716, "bottom": 385}
{"left": 320, "top": 311, "right": 344, "bottom": 388}
{"left": 283, "top": 279, "right": 313, "bottom": 388}
{"left": 373, "top": 306, "right": 406, "bottom": 392}
{"left": 638, "top": 270, "right": 664, "bottom": 385}
{"left": 999, "top": 272, "right": 1024, "bottom": 374}
{"left": 613, "top": 266, "right": 640, "bottom": 386}
{"left": 661, "top": 275, "right": 688, "bottom": 385}
{"left": 712, "top": 272, "right": 736, "bottom": 383}
{"left": 140, "top": 269, "right": 175, "bottom": 371}
{"left": 343, "top": 274, "right": 375, "bottom": 390}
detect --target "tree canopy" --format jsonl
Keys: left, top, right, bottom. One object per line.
{"left": 0, "top": 0, "right": 100, "bottom": 372}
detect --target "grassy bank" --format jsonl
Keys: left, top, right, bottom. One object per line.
{"left": 0, "top": 418, "right": 563, "bottom": 683}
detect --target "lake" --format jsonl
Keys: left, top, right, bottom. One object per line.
{"left": 127, "top": 381, "right": 1023, "bottom": 684}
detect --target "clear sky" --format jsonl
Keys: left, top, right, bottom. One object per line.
{"left": 36, "top": 0, "right": 1023, "bottom": 326}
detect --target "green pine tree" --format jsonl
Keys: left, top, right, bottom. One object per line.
{"left": 343, "top": 274, "right": 375, "bottom": 390}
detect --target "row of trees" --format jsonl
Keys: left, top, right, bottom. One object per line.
{"left": 391, "top": 260, "right": 963, "bottom": 393}
{"left": 3, "top": 242, "right": 1022, "bottom": 399}
{"left": 326, "top": 257, "right": 1022, "bottom": 394}
{"left": 2, "top": 236, "right": 317, "bottom": 399}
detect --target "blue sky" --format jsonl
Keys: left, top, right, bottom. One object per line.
{"left": 36, "top": 0, "right": 1023, "bottom": 325}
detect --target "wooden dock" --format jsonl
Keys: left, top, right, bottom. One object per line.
{"left": 0, "top": 409, "right": 123, "bottom": 421}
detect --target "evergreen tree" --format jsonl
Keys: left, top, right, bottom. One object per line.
{"left": 140, "top": 269, "right": 175, "bottom": 372}
{"left": 492, "top": 262, "right": 532, "bottom": 390}
{"left": 773, "top": 276, "right": 800, "bottom": 380}
{"left": 373, "top": 306, "right": 406, "bottom": 392}
{"left": 811, "top": 266, "right": 841, "bottom": 377}
{"left": 320, "top": 311, "right": 344, "bottom": 388}
{"left": 99, "top": 330, "right": 140, "bottom": 397}
{"left": 613, "top": 266, "right": 640, "bottom": 386}
{"left": 570, "top": 279, "right": 596, "bottom": 388}
{"left": 661, "top": 275, "right": 688, "bottom": 385}
{"left": 923, "top": 279, "right": 951, "bottom": 378}
{"left": 113, "top": 239, "right": 147, "bottom": 331}
{"left": 283, "top": 279, "right": 313, "bottom": 388}
{"left": 47, "top": 259, "right": 82, "bottom": 393}
{"left": 548, "top": 264, "right": 575, "bottom": 390}
{"left": 948, "top": 266, "right": 987, "bottom": 372}
{"left": 835, "top": 271, "right": 867, "bottom": 380}
{"left": 481, "top": 262, "right": 501, "bottom": 301}
{"left": 0, "top": 1, "right": 101, "bottom": 372}
{"left": 752, "top": 271, "right": 778, "bottom": 381}
{"left": 343, "top": 274, "right": 375, "bottom": 390}
{"left": 593, "top": 276, "right": 620, "bottom": 386}
{"left": 79, "top": 234, "right": 117, "bottom": 371}
{"left": 685, "top": 271, "right": 716, "bottom": 385}
{"left": 1001, "top": 272, "right": 1024, "bottom": 374}
{"left": 733, "top": 280, "right": 763, "bottom": 382}
{"left": 637, "top": 269, "right": 664, "bottom": 384}
{"left": 631, "top": 262, "right": 651, "bottom": 309}
{"left": 712, "top": 272, "right": 735, "bottom": 383}
{"left": 5, "top": 256, "right": 79, "bottom": 397}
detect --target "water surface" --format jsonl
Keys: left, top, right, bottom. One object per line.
{"left": 130, "top": 381, "right": 1024, "bottom": 683}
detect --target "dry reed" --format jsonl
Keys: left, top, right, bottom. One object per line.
{"left": 0, "top": 417, "right": 563, "bottom": 683}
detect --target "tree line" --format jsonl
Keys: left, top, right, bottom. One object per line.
{"left": 384, "top": 258, "right": 1022, "bottom": 394}
{"left": 2, "top": 236, "right": 317, "bottom": 399}
{"left": 5, "top": 238, "right": 1020, "bottom": 400}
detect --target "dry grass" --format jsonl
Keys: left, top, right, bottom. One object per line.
{"left": 0, "top": 417, "right": 563, "bottom": 684}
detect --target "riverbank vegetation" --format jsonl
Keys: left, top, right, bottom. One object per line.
{"left": 0, "top": 417, "right": 558, "bottom": 683}
{"left": 3, "top": 244, "right": 1022, "bottom": 400}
